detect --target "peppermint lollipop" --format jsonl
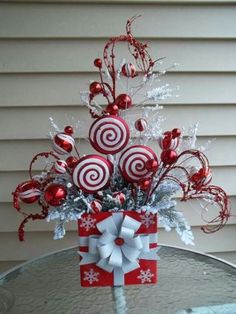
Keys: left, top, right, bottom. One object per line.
{"left": 89, "top": 116, "right": 130, "bottom": 154}
{"left": 72, "top": 155, "right": 112, "bottom": 194}
{"left": 119, "top": 145, "right": 158, "bottom": 182}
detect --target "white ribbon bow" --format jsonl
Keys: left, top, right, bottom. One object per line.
{"left": 79, "top": 212, "right": 158, "bottom": 285}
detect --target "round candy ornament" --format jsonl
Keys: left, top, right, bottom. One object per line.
{"left": 90, "top": 199, "right": 102, "bottom": 213}
{"left": 89, "top": 115, "right": 130, "bottom": 154}
{"left": 52, "top": 132, "right": 75, "bottom": 155}
{"left": 158, "top": 131, "right": 179, "bottom": 151}
{"left": 72, "top": 155, "right": 112, "bottom": 194}
{"left": 44, "top": 183, "right": 67, "bottom": 206}
{"left": 19, "top": 180, "right": 41, "bottom": 204}
{"left": 119, "top": 145, "right": 158, "bottom": 183}
{"left": 115, "top": 94, "right": 132, "bottom": 110}
{"left": 121, "top": 63, "right": 136, "bottom": 78}
{"left": 190, "top": 167, "right": 212, "bottom": 188}
{"left": 135, "top": 118, "right": 148, "bottom": 132}
{"left": 113, "top": 192, "right": 126, "bottom": 205}
{"left": 52, "top": 160, "right": 68, "bottom": 174}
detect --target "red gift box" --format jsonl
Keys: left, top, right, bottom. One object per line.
{"left": 78, "top": 211, "right": 158, "bottom": 287}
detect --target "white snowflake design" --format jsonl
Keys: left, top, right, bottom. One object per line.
{"left": 137, "top": 268, "right": 154, "bottom": 284}
{"left": 83, "top": 268, "right": 100, "bottom": 285}
{"left": 140, "top": 211, "right": 156, "bottom": 228}
{"left": 80, "top": 215, "right": 96, "bottom": 231}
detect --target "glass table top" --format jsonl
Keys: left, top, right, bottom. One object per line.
{"left": 0, "top": 245, "right": 235, "bottom": 314}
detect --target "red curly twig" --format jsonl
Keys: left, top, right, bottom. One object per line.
{"left": 29, "top": 151, "right": 59, "bottom": 179}
{"left": 18, "top": 206, "right": 49, "bottom": 241}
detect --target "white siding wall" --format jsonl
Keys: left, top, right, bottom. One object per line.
{"left": 0, "top": 1, "right": 236, "bottom": 272}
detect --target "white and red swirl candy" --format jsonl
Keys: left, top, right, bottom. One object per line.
{"left": 158, "top": 131, "right": 179, "bottom": 151}
{"left": 121, "top": 63, "right": 136, "bottom": 78}
{"left": 19, "top": 180, "right": 41, "bottom": 204}
{"left": 90, "top": 199, "right": 102, "bottom": 213}
{"left": 190, "top": 167, "right": 212, "bottom": 188}
{"left": 89, "top": 116, "right": 130, "bottom": 154}
{"left": 52, "top": 132, "right": 75, "bottom": 155}
{"left": 52, "top": 160, "right": 68, "bottom": 174}
{"left": 135, "top": 118, "right": 148, "bottom": 132}
{"left": 72, "top": 155, "right": 112, "bottom": 194}
{"left": 113, "top": 192, "right": 126, "bottom": 205}
{"left": 119, "top": 145, "right": 158, "bottom": 182}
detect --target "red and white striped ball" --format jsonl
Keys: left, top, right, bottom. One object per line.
{"left": 53, "top": 160, "right": 67, "bottom": 174}
{"left": 190, "top": 167, "right": 212, "bottom": 187}
{"left": 89, "top": 116, "right": 130, "bottom": 154}
{"left": 113, "top": 192, "right": 126, "bottom": 205}
{"left": 135, "top": 118, "right": 148, "bottom": 132}
{"left": 90, "top": 200, "right": 102, "bottom": 213}
{"left": 121, "top": 63, "right": 136, "bottom": 78}
{"left": 52, "top": 132, "right": 75, "bottom": 155}
{"left": 158, "top": 133, "right": 179, "bottom": 151}
{"left": 119, "top": 145, "right": 158, "bottom": 183}
{"left": 72, "top": 155, "right": 112, "bottom": 194}
{"left": 19, "top": 180, "right": 41, "bottom": 204}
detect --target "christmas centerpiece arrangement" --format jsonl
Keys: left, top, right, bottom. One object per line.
{"left": 13, "top": 16, "right": 230, "bottom": 292}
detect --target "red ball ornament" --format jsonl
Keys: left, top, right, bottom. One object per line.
{"left": 121, "top": 63, "right": 136, "bottom": 78}
{"left": 19, "top": 180, "right": 41, "bottom": 204}
{"left": 89, "top": 82, "right": 103, "bottom": 94}
{"left": 105, "top": 103, "right": 119, "bottom": 115}
{"left": 66, "top": 156, "right": 79, "bottom": 169}
{"left": 64, "top": 126, "right": 74, "bottom": 135}
{"left": 94, "top": 58, "right": 102, "bottom": 68}
{"left": 161, "top": 150, "right": 178, "bottom": 165}
{"left": 139, "top": 178, "right": 152, "bottom": 191}
{"left": 135, "top": 118, "right": 148, "bottom": 132}
{"left": 146, "top": 159, "right": 159, "bottom": 172}
{"left": 115, "top": 94, "right": 132, "bottom": 110}
{"left": 44, "top": 184, "right": 67, "bottom": 206}
{"left": 52, "top": 132, "right": 75, "bottom": 155}
{"left": 172, "top": 128, "right": 181, "bottom": 139}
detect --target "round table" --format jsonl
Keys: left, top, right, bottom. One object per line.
{"left": 0, "top": 245, "right": 235, "bottom": 314}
